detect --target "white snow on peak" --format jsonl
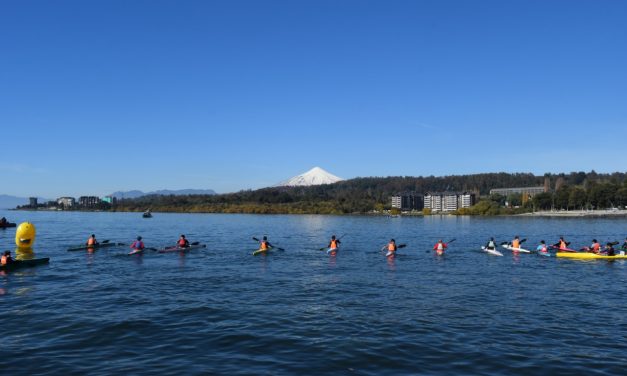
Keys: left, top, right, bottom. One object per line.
{"left": 276, "top": 167, "right": 344, "bottom": 187}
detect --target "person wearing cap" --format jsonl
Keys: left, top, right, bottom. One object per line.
{"left": 86, "top": 234, "right": 98, "bottom": 247}
{"left": 177, "top": 234, "right": 190, "bottom": 248}
{"left": 130, "top": 236, "right": 145, "bottom": 251}
{"left": 433, "top": 239, "right": 448, "bottom": 254}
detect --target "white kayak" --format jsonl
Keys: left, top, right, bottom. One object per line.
{"left": 502, "top": 245, "right": 531, "bottom": 253}
{"left": 481, "top": 246, "right": 503, "bottom": 256}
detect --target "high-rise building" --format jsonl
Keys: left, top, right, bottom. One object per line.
{"left": 29, "top": 197, "right": 38, "bottom": 207}
{"left": 57, "top": 197, "right": 76, "bottom": 208}
{"left": 78, "top": 196, "right": 101, "bottom": 207}
{"left": 391, "top": 192, "right": 424, "bottom": 210}
{"left": 425, "top": 192, "right": 476, "bottom": 212}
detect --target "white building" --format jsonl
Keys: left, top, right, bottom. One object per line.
{"left": 57, "top": 197, "right": 76, "bottom": 207}
{"left": 425, "top": 192, "right": 476, "bottom": 212}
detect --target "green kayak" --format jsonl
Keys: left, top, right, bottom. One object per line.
{"left": 0, "top": 258, "right": 50, "bottom": 271}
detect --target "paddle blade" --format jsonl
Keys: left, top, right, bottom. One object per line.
{"left": 252, "top": 237, "right": 260, "bottom": 242}
{"left": 191, "top": 241, "right": 199, "bottom": 246}
{"left": 500, "top": 242, "right": 509, "bottom": 246}
{"left": 398, "top": 244, "right": 406, "bottom": 248}
{"left": 520, "top": 238, "right": 527, "bottom": 243}
{"left": 102, "top": 240, "right": 110, "bottom": 244}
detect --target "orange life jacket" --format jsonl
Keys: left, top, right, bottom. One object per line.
{"left": 512, "top": 239, "right": 520, "bottom": 248}
{"left": 1, "top": 255, "right": 6, "bottom": 265}
{"left": 87, "top": 237, "right": 96, "bottom": 246}
{"left": 330, "top": 240, "right": 338, "bottom": 249}
{"left": 560, "top": 240, "right": 567, "bottom": 249}
{"left": 592, "top": 243, "right": 600, "bottom": 252}
{"left": 260, "top": 241, "right": 268, "bottom": 250}
{"left": 388, "top": 243, "right": 396, "bottom": 251}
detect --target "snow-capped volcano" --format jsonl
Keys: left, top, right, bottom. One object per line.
{"left": 276, "top": 167, "right": 344, "bottom": 187}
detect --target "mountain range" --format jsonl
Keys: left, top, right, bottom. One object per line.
{"left": 111, "top": 189, "right": 217, "bottom": 199}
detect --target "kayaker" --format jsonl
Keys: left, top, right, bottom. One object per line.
{"left": 177, "top": 235, "right": 190, "bottom": 248}
{"left": 511, "top": 236, "right": 521, "bottom": 249}
{"left": 485, "top": 237, "right": 497, "bottom": 250}
{"left": 387, "top": 239, "right": 397, "bottom": 255}
{"left": 433, "top": 239, "right": 447, "bottom": 254}
{"left": 258, "top": 236, "right": 274, "bottom": 251}
{"left": 86, "top": 234, "right": 98, "bottom": 247}
{"left": 553, "top": 237, "right": 569, "bottom": 250}
{"left": 130, "top": 236, "right": 145, "bottom": 251}
{"left": 604, "top": 242, "right": 616, "bottom": 256}
{"left": 0, "top": 217, "right": 7, "bottom": 225}
{"left": 328, "top": 235, "right": 341, "bottom": 252}
{"left": 622, "top": 238, "right": 627, "bottom": 251}
{"left": 1, "top": 251, "right": 13, "bottom": 265}
{"left": 588, "top": 239, "right": 601, "bottom": 254}
{"left": 536, "top": 240, "right": 549, "bottom": 254}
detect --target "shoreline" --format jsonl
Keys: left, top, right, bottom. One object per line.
{"left": 515, "top": 210, "right": 627, "bottom": 218}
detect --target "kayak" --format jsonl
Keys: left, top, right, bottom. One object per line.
{"left": 67, "top": 242, "right": 124, "bottom": 251}
{"left": 0, "top": 257, "right": 49, "bottom": 271}
{"left": 0, "top": 222, "right": 17, "bottom": 229}
{"left": 537, "top": 251, "right": 552, "bottom": 257}
{"left": 128, "top": 248, "right": 144, "bottom": 255}
{"left": 556, "top": 252, "right": 627, "bottom": 260}
{"left": 158, "top": 244, "right": 207, "bottom": 253}
{"left": 253, "top": 247, "right": 273, "bottom": 256}
{"left": 502, "top": 245, "right": 531, "bottom": 253}
{"left": 481, "top": 246, "right": 503, "bottom": 256}
{"left": 385, "top": 250, "right": 396, "bottom": 257}
{"left": 550, "top": 246, "right": 578, "bottom": 252}
{"left": 327, "top": 248, "right": 338, "bottom": 255}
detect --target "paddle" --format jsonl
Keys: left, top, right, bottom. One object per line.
{"left": 102, "top": 240, "right": 110, "bottom": 244}
{"left": 252, "top": 237, "right": 284, "bottom": 251}
{"left": 319, "top": 234, "right": 347, "bottom": 251}
{"left": 426, "top": 239, "right": 455, "bottom": 253}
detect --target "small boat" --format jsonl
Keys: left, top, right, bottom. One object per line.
{"left": 556, "top": 252, "right": 627, "bottom": 260}
{"left": 0, "top": 257, "right": 50, "bottom": 271}
{"left": 253, "top": 247, "right": 273, "bottom": 256}
{"left": 502, "top": 245, "right": 532, "bottom": 253}
{"left": 67, "top": 241, "right": 124, "bottom": 251}
{"left": 142, "top": 211, "right": 152, "bottom": 218}
{"left": 481, "top": 246, "right": 503, "bottom": 256}
{"left": 0, "top": 222, "right": 17, "bottom": 229}
{"left": 158, "top": 244, "right": 206, "bottom": 253}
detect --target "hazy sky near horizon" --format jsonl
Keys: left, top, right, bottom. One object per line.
{"left": 1, "top": 0, "right": 626, "bottom": 197}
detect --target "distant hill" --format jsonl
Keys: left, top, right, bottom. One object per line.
{"left": 0, "top": 195, "right": 51, "bottom": 209}
{"left": 111, "top": 189, "right": 216, "bottom": 199}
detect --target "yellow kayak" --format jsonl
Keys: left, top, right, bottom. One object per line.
{"left": 556, "top": 252, "right": 627, "bottom": 259}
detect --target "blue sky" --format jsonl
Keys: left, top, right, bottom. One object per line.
{"left": 1, "top": 0, "right": 625, "bottom": 197}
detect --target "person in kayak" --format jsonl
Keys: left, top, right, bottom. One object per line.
{"left": 1, "top": 251, "right": 14, "bottom": 265}
{"left": 622, "top": 237, "right": 627, "bottom": 251}
{"left": 328, "top": 235, "right": 341, "bottom": 252}
{"left": 177, "top": 235, "right": 190, "bottom": 248}
{"left": 485, "top": 237, "right": 497, "bottom": 250}
{"left": 587, "top": 239, "right": 601, "bottom": 254}
{"left": 511, "top": 236, "right": 521, "bottom": 249}
{"left": 0, "top": 217, "right": 7, "bottom": 226}
{"left": 258, "top": 236, "right": 275, "bottom": 251}
{"left": 604, "top": 242, "right": 616, "bottom": 256}
{"left": 433, "top": 239, "right": 448, "bottom": 254}
{"left": 130, "top": 236, "right": 145, "bottom": 251}
{"left": 536, "top": 240, "right": 549, "bottom": 254}
{"left": 86, "top": 234, "right": 98, "bottom": 247}
{"left": 387, "top": 239, "right": 398, "bottom": 255}
{"left": 553, "top": 237, "right": 569, "bottom": 250}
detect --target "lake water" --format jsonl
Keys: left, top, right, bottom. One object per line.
{"left": 1, "top": 209, "right": 626, "bottom": 375}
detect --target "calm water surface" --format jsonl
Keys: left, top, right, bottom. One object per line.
{"left": 1, "top": 210, "right": 626, "bottom": 375}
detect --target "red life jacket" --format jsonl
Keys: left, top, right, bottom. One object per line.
{"left": 592, "top": 243, "right": 600, "bottom": 252}
{"left": 178, "top": 238, "right": 187, "bottom": 247}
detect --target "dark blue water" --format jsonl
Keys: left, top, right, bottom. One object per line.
{"left": 1, "top": 209, "right": 626, "bottom": 375}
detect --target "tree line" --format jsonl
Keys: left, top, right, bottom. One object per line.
{"left": 113, "top": 171, "right": 627, "bottom": 215}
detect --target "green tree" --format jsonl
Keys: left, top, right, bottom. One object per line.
{"left": 554, "top": 185, "right": 571, "bottom": 210}
{"left": 532, "top": 192, "right": 553, "bottom": 210}
{"left": 568, "top": 187, "right": 587, "bottom": 210}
